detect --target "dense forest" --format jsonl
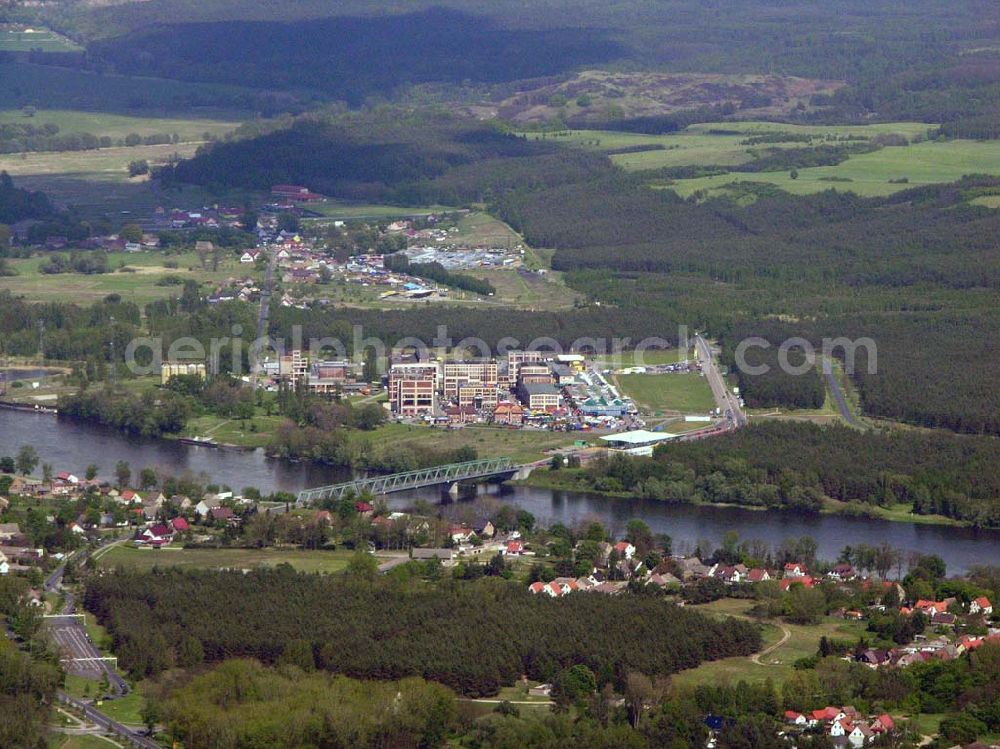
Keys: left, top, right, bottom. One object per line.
{"left": 551, "top": 422, "right": 1000, "bottom": 526}
{"left": 84, "top": 569, "right": 761, "bottom": 696}
{"left": 88, "top": 9, "right": 623, "bottom": 105}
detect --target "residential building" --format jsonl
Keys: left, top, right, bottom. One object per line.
{"left": 392, "top": 377, "right": 437, "bottom": 416}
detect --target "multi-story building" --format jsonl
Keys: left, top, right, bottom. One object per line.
{"left": 506, "top": 350, "right": 545, "bottom": 382}
{"left": 389, "top": 360, "right": 441, "bottom": 393}
{"left": 519, "top": 382, "right": 562, "bottom": 411}
{"left": 442, "top": 360, "right": 498, "bottom": 398}
{"left": 392, "top": 377, "right": 437, "bottom": 416}
{"left": 457, "top": 384, "right": 501, "bottom": 411}
{"left": 517, "top": 364, "right": 554, "bottom": 387}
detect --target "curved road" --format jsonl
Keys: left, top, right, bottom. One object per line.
{"left": 57, "top": 692, "right": 158, "bottom": 749}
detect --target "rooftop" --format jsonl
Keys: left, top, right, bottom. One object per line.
{"left": 600, "top": 429, "right": 677, "bottom": 446}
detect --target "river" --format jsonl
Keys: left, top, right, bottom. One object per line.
{"left": 1, "top": 409, "right": 998, "bottom": 574}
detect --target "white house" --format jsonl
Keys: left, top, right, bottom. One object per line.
{"left": 240, "top": 250, "right": 260, "bottom": 264}
{"left": 614, "top": 541, "right": 636, "bottom": 560}
{"left": 784, "top": 562, "right": 807, "bottom": 577}
{"left": 970, "top": 596, "right": 993, "bottom": 615}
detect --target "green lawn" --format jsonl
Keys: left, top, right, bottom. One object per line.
{"left": 96, "top": 545, "right": 374, "bottom": 574}
{"left": 616, "top": 372, "right": 715, "bottom": 415}
{"left": 305, "top": 202, "right": 450, "bottom": 220}
{"left": 94, "top": 690, "right": 145, "bottom": 726}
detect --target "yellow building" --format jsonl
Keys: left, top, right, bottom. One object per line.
{"left": 160, "top": 361, "right": 207, "bottom": 385}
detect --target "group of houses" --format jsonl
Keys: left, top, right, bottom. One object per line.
{"left": 783, "top": 707, "right": 896, "bottom": 748}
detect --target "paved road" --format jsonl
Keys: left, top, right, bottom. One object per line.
{"left": 58, "top": 692, "right": 158, "bottom": 749}
{"left": 822, "top": 357, "right": 860, "bottom": 427}
{"left": 694, "top": 334, "right": 746, "bottom": 428}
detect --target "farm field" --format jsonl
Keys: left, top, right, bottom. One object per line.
{"left": 672, "top": 598, "right": 868, "bottom": 688}
{"left": 0, "top": 108, "right": 238, "bottom": 141}
{"left": 305, "top": 202, "right": 449, "bottom": 220}
{"left": 538, "top": 121, "right": 933, "bottom": 171}
{"left": 665, "top": 137, "right": 1000, "bottom": 198}
{"left": 616, "top": 372, "right": 715, "bottom": 415}
{"left": 0, "top": 250, "right": 253, "bottom": 305}
{"left": 471, "top": 268, "right": 579, "bottom": 311}
{"left": 95, "top": 545, "right": 376, "bottom": 574}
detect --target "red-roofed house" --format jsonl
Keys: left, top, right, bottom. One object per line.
{"left": 779, "top": 575, "right": 815, "bottom": 591}
{"left": 170, "top": 517, "right": 190, "bottom": 532}
{"left": 970, "top": 596, "right": 993, "bottom": 615}
{"left": 747, "top": 568, "right": 771, "bottom": 583}
{"left": 785, "top": 711, "right": 807, "bottom": 725}
{"left": 614, "top": 541, "right": 636, "bottom": 560}
{"left": 784, "top": 562, "right": 807, "bottom": 577}
{"left": 209, "top": 506, "right": 235, "bottom": 523}
{"left": 505, "top": 540, "right": 524, "bottom": 556}
{"left": 354, "top": 501, "right": 373, "bottom": 516}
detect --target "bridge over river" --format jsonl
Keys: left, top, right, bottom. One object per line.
{"left": 295, "top": 456, "right": 522, "bottom": 505}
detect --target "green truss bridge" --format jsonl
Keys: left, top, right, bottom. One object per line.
{"left": 296, "top": 456, "right": 519, "bottom": 505}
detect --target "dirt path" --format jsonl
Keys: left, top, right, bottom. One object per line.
{"left": 751, "top": 622, "right": 791, "bottom": 665}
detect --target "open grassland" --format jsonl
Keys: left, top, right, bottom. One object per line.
{"left": 0, "top": 250, "right": 255, "bottom": 305}
{"left": 666, "top": 138, "right": 1000, "bottom": 198}
{"left": 673, "top": 598, "right": 868, "bottom": 688}
{"left": 594, "top": 347, "right": 695, "bottom": 368}
{"left": 616, "top": 372, "right": 715, "bottom": 415}
{"left": 52, "top": 733, "right": 125, "bottom": 749}
{"left": 471, "top": 268, "right": 579, "bottom": 310}
{"left": 539, "top": 121, "right": 933, "bottom": 171}
{"left": 0, "top": 108, "right": 238, "bottom": 141}
{"left": 369, "top": 423, "right": 578, "bottom": 464}
{"left": 96, "top": 545, "right": 372, "bottom": 574}
{"left": 0, "top": 27, "right": 82, "bottom": 52}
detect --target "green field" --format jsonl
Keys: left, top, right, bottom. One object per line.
{"left": 0, "top": 27, "right": 82, "bottom": 53}
{"left": 616, "top": 372, "right": 715, "bottom": 415}
{"left": 0, "top": 250, "right": 255, "bottom": 305}
{"left": 363, "top": 423, "right": 578, "bottom": 464}
{"left": 672, "top": 598, "right": 868, "bottom": 688}
{"left": 541, "top": 121, "right": 933, "bottom": 171}
{"left": 0, "top": 108, "right": 237, "bottom": 142}
{"left": 96, "top": 545, "right": 373, "bottom": 574}
{"left": 665, "top": 137, "right": 1000, "bottom": 198}
{"left": 53, "top": 735, "right": 124, "bottom": 749}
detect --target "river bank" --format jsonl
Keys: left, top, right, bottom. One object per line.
{"left": 515, "top": 467, "right": 972, "bottom": 530}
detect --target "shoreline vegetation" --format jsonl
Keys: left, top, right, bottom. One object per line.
{"left": 515, "top": 468, "right": 971, "bottom": 529}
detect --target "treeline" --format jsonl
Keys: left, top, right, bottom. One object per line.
{"left": 58, "top": 388, "right": 191, "bottom": 437}
{"left": 39, "top": 250, "right": 109, "bottom": 275}
{"left": 0, "top": 123, "right": 183, "bottom": 154}
{"left": 562, "top": 421, "right": 1000, "bottom": 526}
{"left": 383, "top": 253, "right": 495, "bottom": 296}
{"left": 84, "top": 570, "right": 761, "bottom": 695}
